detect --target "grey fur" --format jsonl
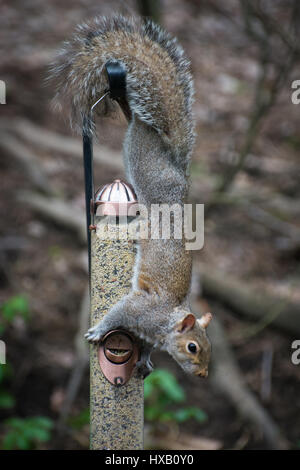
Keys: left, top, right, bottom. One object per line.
{"left": 51, "top": 15, "right": 211, "bottom": 377}
{"left": 49, "top": 14, "right": 195, "bottom": 153}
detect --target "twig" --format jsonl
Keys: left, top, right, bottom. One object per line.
{"left": 1, "top": 118, "right": 123, "bottom": 171}
{"left": 199, "top": 266, "right": 300, "bottom": 336}
{"left": 246, "top": 204, "right": 300, "bottom": 246}
{"left": 260, "top": 344, "right": 273, "bottom": 403}
{"left": 241, "top": 0, "right": 300, "bottom": 56}
{"left": 58, "top": 285, "right": 89, "bottom": 427}
{"left": 208, "top": 316, "right": 288, "bottom": 449}
{"left": 206, "top": 0, "right": 299, "bottom": 214}
{"left": 18, "top": 190, "right": 86, "bottom": 243}
{"left": 1, "top": 133, "right": 54, "bottom": 196}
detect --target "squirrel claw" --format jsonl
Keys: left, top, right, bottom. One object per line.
{"left": 136, "top": 359, "right": 153, "bottom": 379}
{"left": 85, "top": 326, "right": 102, "bottom": 343}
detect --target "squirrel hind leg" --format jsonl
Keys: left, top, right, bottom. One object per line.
{"left": 136, "top": 360, "right": 153, "bottom": 380}
{"left": 136, "top": 345, "right": 153, "bottom": 379}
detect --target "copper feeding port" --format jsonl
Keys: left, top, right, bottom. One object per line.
{"left": 94, "top": 179, "right": 138, "bottom": 216}
{"left": 104, "top": 333, "right": 133, "bottom": 364}
{"left": 98, "top": 330, "right": 139, "bottom": 386}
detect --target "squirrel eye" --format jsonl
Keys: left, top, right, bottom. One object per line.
{"left": 187, "top": 342, "right": 198, "bottom": 354}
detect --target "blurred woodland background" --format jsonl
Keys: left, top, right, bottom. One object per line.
{"left": 0, "top": 0, "right": 300, "bottom": 450}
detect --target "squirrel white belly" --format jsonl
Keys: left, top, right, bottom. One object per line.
{"left": 51, "top": 15, "right": 212, "bottom": 378}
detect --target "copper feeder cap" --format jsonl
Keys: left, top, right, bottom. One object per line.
{"left": 94, "top": 179, "right": 138, "bottom": 216}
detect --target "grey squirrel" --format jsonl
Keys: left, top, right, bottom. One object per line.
{"left": 51, "top": 15, "right": 212, "bottom": 378}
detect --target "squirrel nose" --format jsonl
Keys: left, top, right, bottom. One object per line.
{"left": 197, "top": 368, "right": 208, "bottom": 378}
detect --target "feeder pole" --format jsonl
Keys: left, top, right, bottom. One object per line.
{"left": 89, "top": 184, "right": 144, "bottom": 450}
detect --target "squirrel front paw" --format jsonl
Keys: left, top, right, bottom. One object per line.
{"left": 85, "top": 324, "right": 104, "bottom": 343}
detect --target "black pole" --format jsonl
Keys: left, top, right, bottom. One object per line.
{"left": 82, "top": 116, "right": 94, "bottom": 278}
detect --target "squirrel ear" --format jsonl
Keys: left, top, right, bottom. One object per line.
{"left": 177, "top": 313, "right": 196, "bottom": 333}
{"left": 198, "top": 313, "right": 212, "bottom": 329}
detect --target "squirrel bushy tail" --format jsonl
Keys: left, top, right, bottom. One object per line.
{"left": 50, "top": 15, "right": 195, "bottom": 158}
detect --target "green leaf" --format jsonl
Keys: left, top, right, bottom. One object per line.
{"left": 144, "top": 379, "right": 154, "bottom": 399}
{"left": 0, "top": 390, "right": 15, "bottom": 409}
{"left": 26, "top": 428, "right": 51, "bottom": 442}
{"left": 16, "top": 435, "right": 31, "bottom": 450}
{"left": 173, "top": 407, "right": 207, "bottom": 423}
{"left": 144, "top": 406, "right": 160, "bottom": 421}
{"left": 144, "top": 369, "right": 209, "bottom": 426}
{"left": 172, "top": 408, "right": 191, "bottom": 422}
{"left": 2, "top": 433, "right": 17, "bottom": 450}
{"left": 0, "top": 363, "right": 13, "bottom": 384}
{"left": 192, "top": 407, "right": 208, "bottom": 423}
{"left": 4, "top": 417, "right": 24, "bottom": 429}
{"left": 0, "top": 366, "right": 4, "bottom": 383}
{"left": 1, "top": 295, "right": 29, "bottom": 322}
{"left": 2, "top": 416, "right": 54, "bottom": 450}
{"left": 159, "top": 411, "right": 175, "bottom": 422}
{"left": 144, "top": 369, "right": 185, "bottom": 403}
{"left": 157, "top": 373, "right": 185, "bottom": 402}
{"left": 28, "top": 416, "right": 54, "bottom": 430}
{"left": 68, "top": 408, "right": 90, "bottom": 430}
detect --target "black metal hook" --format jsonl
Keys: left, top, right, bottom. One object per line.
{"left": 105, "top": 61, "right": 127, "bottom": 100}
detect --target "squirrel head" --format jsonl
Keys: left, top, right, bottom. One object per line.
{"left": 167, "top": 312, "right": 212, "bottom": 377}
